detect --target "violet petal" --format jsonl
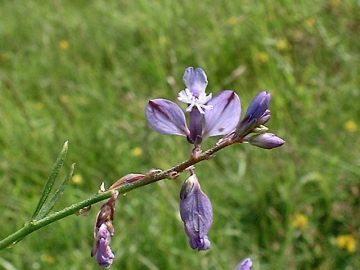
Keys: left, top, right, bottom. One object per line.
{"left": 146, "top": 99, "right": 189, "bottom": 136}
{"left": 204, "top": 90, "right": 241, "bottom": 137}
{"left": 180, "top": 174, "right": 213, "bottom": 251}
{"left": 187, "top": 108, "right": 203, "bottom": 145}
{"left": 183, "top": 67, "right": 208, "bottom": 97}
{"left": 96, "top": 224, "right": 114, "bottom": 268}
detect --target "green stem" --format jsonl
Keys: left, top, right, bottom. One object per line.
{"left": 0, "top": 138, "right": 234, "bottom": 250}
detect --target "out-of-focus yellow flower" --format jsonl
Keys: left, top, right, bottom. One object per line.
{"left": 72, "top": 174, "right": 83, "bottom": 185}
{"left": 344, "top": 120, "right": 358, "bottom": 133}
{"left": 293, "top": 30, "right": 305, "bottom": 42}
{"left": 276, "top": 39, "right": 289, "bottom": 51}
{"left": 34, "top": 102, "right": 44, "bottom": 111}
{"left": 227, "top": 16, "right": 241, "bottom": 26}
{"left": 255, "top": 52, "right": 269, "bottom": 64}
{"left": 292, "top": 213, "right": 309, "bottom": 229}
{"left": 305, "top": 18, "right": 316, "bottom": 28}
{"left": 329, "top": 0, "right": 341, "bottom": 8}
{"left": 41, "top": 254, "right": 55, "bottom": 264}
{"left": 60, "top": 95, "right": 70, "bottom": 104}
{"left": 335, "top": 234, "right": 357, "bottom": 253}
{"left": 131, "top": 146, "right": 143, "bottom": 157}
{"left": 59, "top": 40, "right": 70, "bottom": 50}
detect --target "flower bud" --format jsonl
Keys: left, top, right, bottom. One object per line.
{"left": 246, "top": 133, "right": 285, "bottom": 149}
{"left": 236, "top": 258, "right": 253, "bottom": 270}
{"left": 235, "top": 91, "right": 271, "bottom": 138}
{"left": 179, "top": 173, "right": 213, "bottom": 251}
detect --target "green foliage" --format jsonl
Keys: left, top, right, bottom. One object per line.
{"left": 0, "top": 0, "right": 359, "bottom": 269}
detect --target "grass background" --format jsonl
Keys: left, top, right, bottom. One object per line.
{"left": 0, "top": 0, "right": 359, "bottom": 269}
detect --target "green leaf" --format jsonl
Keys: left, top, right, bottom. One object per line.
{"left": 36, "top": 163, "right": 75, "bottom": 219}
{"left": 31, "top": 141, "right": 69, "bottom": 219}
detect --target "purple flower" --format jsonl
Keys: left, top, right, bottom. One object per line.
{"left": 236, "top": 258, "right": 253, "bottom": 270}
{"left": 146, "top": 67, "right": 241, "bottom": 146}
{"left": 93, "top": 224, "right": 115, "bottom": 268}
{"left": 180, "top": 173, "right": 213, "bottom": 250}
{"left": 235, "top": 91, "right": 272, "bottom": 138}
{"left": 245, "top": 133, "right": 285, "bottom": 149}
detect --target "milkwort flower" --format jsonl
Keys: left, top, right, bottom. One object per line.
{"left": 179, "top": 171, "right": 213, "bottom": 251}
{"left": 146, "top": 67, "right": 241, "bottom": 146}
{"left": 92, "top": 190, "right": 119, "bottom": 268}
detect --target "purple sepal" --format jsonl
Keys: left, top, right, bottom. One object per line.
{"left": 146, "top": 99, "right": 189, "bottom": 136}
{"left": 180, "top": 174, "right": 213, "bottom": 251}
{"left": 187, "top": 108, "right": 203, "bottom": 145}
{"left": 95, "top": 224, "right": 115, "bottom": 268}
{"left": 246, "top": 133, "right": 285, "bottom": 149}
{"left": 204, "top": 90, "right": 241, "bottom": 137}
{"left": 236, "top": 91, "right": 271, "bottom": 137}
{"left": 236, "top": 258, "right": 253, "bottom": 270}
{"left": 258, "top": 109, "right": 271, "bottom": 125}
{"left": 183, "top": 67, "right": 208, "bottom": 97}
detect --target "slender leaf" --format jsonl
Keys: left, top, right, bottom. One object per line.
{"left": 37, "top": 163, "right": 75, "bottom": 219}
{"left": 31, "top": 141, "right": 69, "bottom": 219}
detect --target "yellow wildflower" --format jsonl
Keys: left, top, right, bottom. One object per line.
{"left": 292, "top": 213, "right": 309, "bottom": 229}
{"left": 335, "top": 234, "right": 357, "bottom": 253}
{"left": 276, "top": 39, "right": 289, "bottom": 51}
{"left": 227, "top": 16, "right": 241, "bottom": 26}
{"left": 344, "top": 120, "right": 358, "bottom": 133}
{"left": 255, "top": 52, "right": 269, "bottom": 64}
{"left": 41, "top": 254, "right": 55, "bottom": 264}
{"left": 329, "top": 0, "right": 341, "bottom": 8}
{"left": 59, "top": 40, "right": 70, "bottom": 50}
{"left": 131, "top": 146, "right": 143, "bottom": 157}
{"left": 72, "top": 174, "right": 83, "bottom": 185}
{"left": 60, "top": 95, "right": 70, "bottom": 104}
{"left": 34, "top": 102, "right": 44, "bottom": 111}
{"left": 305, "top": 18, "right": 316, "bottom": 28}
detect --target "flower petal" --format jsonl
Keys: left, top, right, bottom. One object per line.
{"left": 245, "top": 133, "right": 285, "bottom": 149}
{"left": 180, "top": 174, "right": 213, "bottom": 251}
{"left": 188, "top": 108, "right": 203, "bottom": 145}
{"left": 203, "top": 90, "right": 241, "bottom": 137}
{"left": 183, "top": 67, "right": 208, "bottom": 97}
{"left": 146, "top": 99, "right": 189, "bottom": 136}
{"left": 95, "top": 224, "right": 114, "bottom": 268}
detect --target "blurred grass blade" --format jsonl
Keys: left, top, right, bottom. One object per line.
{"left": 31, "top": 141, "right": 69, "bottom": 219}
{"left": 37, "top": 163, "right": 75, "bottom": 219}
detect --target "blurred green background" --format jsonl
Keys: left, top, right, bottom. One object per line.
{"left": 1, "top": 0, "right": 359, "bottom": 269}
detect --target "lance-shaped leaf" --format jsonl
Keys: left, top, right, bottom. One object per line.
{"left": 180, "top": 174, "right": 213, "bottom": 251}
{"left": 32, "top": 141, "right": 68, "bottom": 219}
{"left": 37, "top": 163, "right": 75, "bottom": 219}
{"left": 204, "top": 90, "right": 241, "bottom": 137}
{"left": 146, "top": 99, "right": 189, "bottom": 136}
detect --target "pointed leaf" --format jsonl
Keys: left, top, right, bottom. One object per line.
{"left": 37, "top": 163, "right": 75, "bottom": 219}
{"left": 32, "top": 141, "right": 68, "bottom": 219}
